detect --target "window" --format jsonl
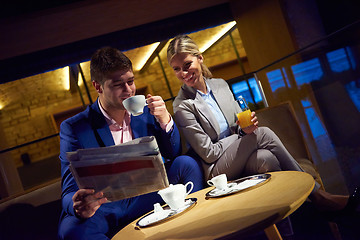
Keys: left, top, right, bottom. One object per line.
{"left": 301, "top": 99, "right": 326, "bottom": 139}
{"left": 230, "top": 78, "right": 263, "bottom": 105}
{"left": 291, "top": 58, "right": 323, "bottom": 87}
{"left": 266, "top": 68, "right": 290, "bottom": 92}
{"left": 326, "top": 48, "right": 351, "bottom": 73}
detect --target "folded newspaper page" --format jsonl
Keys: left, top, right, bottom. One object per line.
{"left": 67, "top": 136, "right": 169, "bottom": 202}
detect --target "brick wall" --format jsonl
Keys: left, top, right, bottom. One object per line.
{"left": 0, "top": 30, "right": 244, "bottom": 167}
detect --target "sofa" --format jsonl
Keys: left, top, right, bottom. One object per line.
{"left": 255, "top": 101, "right": 324, "bottom": 188}
{"left": 0, "top": 179, "right": 61, "bottom": 240}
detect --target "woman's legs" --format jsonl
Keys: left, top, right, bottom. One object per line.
{"left": 244, "top": 149, "right": 281, "bottom": 175}
{"left": 210, "top": 126, "right": 352, "bottom": 212}
{"left": 309, "top": 189, "right": 349, "bottom": 211}
{"left": 254, "top": 127, "right": 304, "bottom": 171}
{"left": 211, "top": 127, "right": 303, "bottom": 180}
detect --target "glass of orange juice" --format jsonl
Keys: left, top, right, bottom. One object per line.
{"left": 236, "top": 96, "right": 253, "bottom": 128}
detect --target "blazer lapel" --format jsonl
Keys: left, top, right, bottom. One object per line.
{"left": 130, "top": 116, "right": 142, "bottom": 139}
{"left": 89, "top": 100, "right": 115, "bottom": 147}
{"left": 130, "top": 110, "right": 149, "bottom": 139}
{"left": 208, "top": 80, "right": 234, "bottom": 125}
{"left": 182, "top": 84, "right": 221, "bottom": 136}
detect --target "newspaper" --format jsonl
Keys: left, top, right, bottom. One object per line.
{"left": 67, "top": 136, "right": 169, "bottom": 202}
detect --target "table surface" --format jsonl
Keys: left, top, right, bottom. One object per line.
{"left": 112, "top": 171, "right": 315, "bottom": 240}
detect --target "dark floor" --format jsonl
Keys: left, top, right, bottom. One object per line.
{"left": 239, "top": 201, "right": 360, "bottom": 240}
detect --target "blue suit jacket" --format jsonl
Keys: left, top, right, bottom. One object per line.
{"left": 59, "top": 99, "right": 181, "bottom": 217}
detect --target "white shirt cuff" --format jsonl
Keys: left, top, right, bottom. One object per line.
{"left": 158, "top": 116, "right": 174, "bottom": 133}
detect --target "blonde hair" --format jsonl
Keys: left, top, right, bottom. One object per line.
{"left": 167, "top": 35, "right": 212, "bottom": 78}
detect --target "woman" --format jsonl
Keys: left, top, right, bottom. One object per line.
{"left": 167, "top": 34, "right": 359, "bottom": 214}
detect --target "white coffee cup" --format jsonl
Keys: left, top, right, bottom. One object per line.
{"left": 158, "top": 182, "right": 194, "bottom": 210}
{"left": 122, "top": 95, "right": 148, "bottom": 116}
{"left": 207, "top": 174, "right": 228, "bottom": 190}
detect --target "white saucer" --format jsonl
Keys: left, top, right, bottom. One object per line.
{"left": 231, "top": 179, "right": 266, "bottom": 191}
{"left": 207, "top": 182, "right": 238, "bottom": 197}
{"left": 206, "top": 174, "right": 271, "bottom": 198}
{"left": 136, "top": 198, "right": 197, "bottom": 228}
{"left": 137, "top": 209, "right": 172, "bottom": 227}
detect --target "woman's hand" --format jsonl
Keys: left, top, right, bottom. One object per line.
{"left": 237, "top": 111, "right": 258, "bottom": 134}
{"left": 72, "top": 189, "right": 108, "bottom": 219}
{"left": 146, "top": 94, "right": 171, "bottom": 124}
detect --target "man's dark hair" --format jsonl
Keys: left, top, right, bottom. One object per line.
{"left": 90, "top": 47, "right": 133, "bottom": 85}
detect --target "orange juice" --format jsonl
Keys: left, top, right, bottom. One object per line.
{"left": 237, "top": 109, "right": 253, "bottom": 128}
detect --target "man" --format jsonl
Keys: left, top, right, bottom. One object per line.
{"left": 58, "top": 47, "right": 203, "bottom": 239}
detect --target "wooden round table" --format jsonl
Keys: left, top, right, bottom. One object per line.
{"left": 112, "top": 171, "right": 315, "bottom": 240}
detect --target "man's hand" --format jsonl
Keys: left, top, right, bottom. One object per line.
{"left": 237, "top": 111, "right": 258, "bottom": 134}
{"left": 146, "top": 94, "right": 171, "bottom": 124}
{"left": 72, "top": 189, "right": 107, "bottom": 219}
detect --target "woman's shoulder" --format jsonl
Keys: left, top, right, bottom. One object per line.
{"left": 173, "top": 90, "right": 189, "bottom": 105}
{"left": 173, "top": 87, "right": 195, "bottom": 111}
{"left": 207, "top": 77, "right": 227, "bottom": 86}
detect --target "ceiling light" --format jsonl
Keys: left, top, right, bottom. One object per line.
{"left": 200, "top": 21, "right": 236, "bottom": 53}
{"left": 134, "top": 42, "right": 161, "bottom": 71}
{"left": 63, "top": 66, "right": 70, "bottom": 90}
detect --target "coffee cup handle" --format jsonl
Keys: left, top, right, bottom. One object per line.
{"left": 185, "top": 181, "right": 194, "bottom": 195}
{"left": 207, "top": 180, "right": 214, "bottom": 186}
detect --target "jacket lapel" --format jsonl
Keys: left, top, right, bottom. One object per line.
{"left": 182, "top": 84, "right": 221, "bottom": 136}
{"left": 130, "top": 116, "right": 142, "bottom": 139}
{"left": 89, "top": 100, "right": 115, "bottom": 147}
{"left": 208, "top": 80, "right": 234, "bottom": 126}
{"left": 130, "top": 108, "right": 150, "bottom": 139}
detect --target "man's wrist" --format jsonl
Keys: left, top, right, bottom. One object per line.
{"left": 158, "top": 114, "right": 174, "bottom": 133}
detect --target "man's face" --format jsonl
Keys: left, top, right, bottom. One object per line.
{"left": 95, "top": 69, "right": 136, "bottom": 111}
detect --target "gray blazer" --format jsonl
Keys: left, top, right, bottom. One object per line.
{"left": 173, "top": 78, "right": 243, "bottom": 179}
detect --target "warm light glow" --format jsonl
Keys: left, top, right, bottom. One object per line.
{"left": 78, "top": 62, "right": 90, "bottom": 86}
{"left": 134, "top": 42, "right": 160, "bottom": 71}
{"left": 0, "top": 103, "right": 4, "bottom": 110}
{"left": 200, "top": 21, "right": 236, "bottom": 53}
{"left": 78, "top": 72, "right": 83, "bottom": 86}
{"left": 63, "top": 66, "right": 70, "bottom": 90}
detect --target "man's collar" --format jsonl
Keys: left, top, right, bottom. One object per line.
{"left": 98, "top": 100, "right": 116, "bottom": 125}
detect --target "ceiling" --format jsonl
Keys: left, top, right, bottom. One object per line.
{"left": 1, "top": 0, "right": 85, "bottom": 19}
{"left": 0, "top": 0, "right": 233, "bottom": 83}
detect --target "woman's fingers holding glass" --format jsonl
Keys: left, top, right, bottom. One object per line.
{"left": 251, "top": 112, "right": 258, "bottom": 126}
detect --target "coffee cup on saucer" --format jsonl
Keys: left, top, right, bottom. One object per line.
{"left": 207, "top": 174, "right": 228, "bottom": 191}
{"left": 123, "top": 95, "right": 148, "bottom": 116}
{"left": 158, "top": 182, "right": 194, "bottom": 210}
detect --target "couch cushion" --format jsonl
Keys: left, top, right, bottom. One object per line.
{"left": 256, "top": 102, "right": 324, "bottom": 188}
{"left": 0, "top": 180, "right": 61, "bottom": 212}
{"left": 0, "top": 180, "right": 62, "bottom": 240}
{"left": 0, "top": 200, "right": 61, "bottom": 240}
